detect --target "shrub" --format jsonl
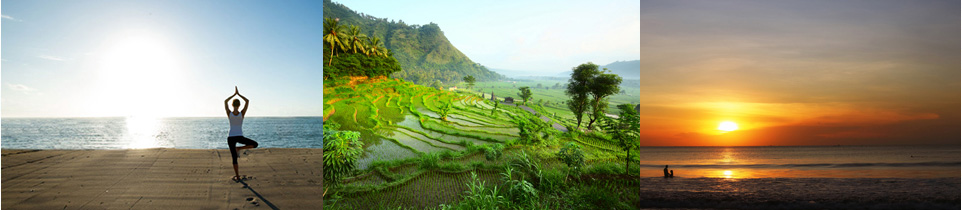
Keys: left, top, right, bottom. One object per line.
{"left": 556, "top": 142, "right": 585, "bottom": 170}
{"left": 322, "top": 122, "right": 364, "bottom": 187}
{"left": 483, "top": 143, "right": 504, "bottom": 161}
{"left": 418, "top": 153, "right": 440, "bottom": 170}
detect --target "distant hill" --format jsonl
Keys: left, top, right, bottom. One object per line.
{"left": 324, "top": 0, "right": 505, "bottom": 84}
{"left": 556, "top": 60, "right": 640, "bottom": 80}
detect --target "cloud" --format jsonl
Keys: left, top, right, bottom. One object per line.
{"left": 38, "top": 55, "right": 66, "bottom": 61}
{"left": 1, "top": 14, "right": 22, "bottom": 22}
{"left": 7, "top": 83, "right": 37, "bottom": 92}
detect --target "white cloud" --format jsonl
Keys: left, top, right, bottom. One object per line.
{"left": 7, "top": 83, "right": 37, "bottom": 92}
{"left": 38, "top": 55, "right": 66, "bottom": 61}
{"left": 1, "top": 14, "right": 22, "bottom": 22}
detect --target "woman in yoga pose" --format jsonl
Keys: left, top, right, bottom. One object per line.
{"left": 225, "top": 86, "right": 258, "bottom": 181}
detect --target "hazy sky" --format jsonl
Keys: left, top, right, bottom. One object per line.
{"left": 639, "top": 0, "right": 959, "bottom": 146}
{"left": 2, "top": 0, "right": 323, "bottom": 118}
{"left": 334, "top": 0, "right": 641, "bottom": 74}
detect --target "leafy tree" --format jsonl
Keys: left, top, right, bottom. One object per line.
{"left": 439, "top": 100, "right": 453, "bottom": 121}
{"left": 566, "top": 63, "right": 622, "bottom": 130}
{"left": 366, "top": 36, "right": 386, "bottom": 57}
{"left": 347, "top": 25, "right": 368, "bottom": 55}
{"left": 586, "top": 68, "right": 622, "bottom": 130}
{"left": 323, "top": 17, "right": 347, "bottom": 66}
{"left": 517, "top": 86, "right": 532, "bottom": 105}
{"left": 463, "top": 75, "right": 476, "bottom": 89}
{"left": 566, "top": 63, "right": 597, "bottom": 129}
{"left": 603, "top": 104, "right": 640, "bottom": 174}
{"left": 432, "top": 80, "right": 444, "bottom": 90}
{"left": 491, "top": 100, "right": 500, "bottom": 115}
{"left": 322, "top": 122, "right": 364, "bottom": 187}
{"left": 536, "top": 83, "right": 543, "bottom": 89}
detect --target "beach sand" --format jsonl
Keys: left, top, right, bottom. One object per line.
{"left": 640, "top": 177, "right": 960, "bottom": 210}
{"left": 2, "top": 148, "right": 321, "bottom": 209}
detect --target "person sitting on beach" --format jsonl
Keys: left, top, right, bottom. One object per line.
{"left": 664, "top": 165, "right": 670, "bottom": 177}
{"left": 225, "top": 86, "right": 259, "bottom": 181}
{"left": 670, "top": 170, "right": 674, "bottom": 178}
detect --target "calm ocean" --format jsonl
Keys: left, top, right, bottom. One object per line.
{"left": 640, "top": 146, "right": 961, "bottom": 178}
{"left": 1, "top": 117, "right": 322, "bottom": 149}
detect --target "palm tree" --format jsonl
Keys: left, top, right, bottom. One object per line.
{"left": 367, "top": 37, "right": 386, "bottom": 57}
{"left": 323, "top": 18, "right": 347, "bottom": 66}
{"left": 347, "top": 25, "right": 368, "bottom": 55}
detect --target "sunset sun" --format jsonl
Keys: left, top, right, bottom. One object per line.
{"left": 717, "top": 121, "right": 739, "bottom": 132}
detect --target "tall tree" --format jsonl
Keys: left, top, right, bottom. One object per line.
{"left": 347, "top": 25, "right": 368, "bottom": 55}
{"left": 517, "top": 86, "right": 532, "bottom": 105}
{"left": 323, "top": 17, "right": 347, "bottom": 66}
{"left": 463, "top": 75, "right": 476, "bottom": 89}
{"left": 604, "top": 104, "right": 640, "bottom": 174}
{"left": 367, "top": 36, "right": 386, "bottom": 57}
{"left": 585, "top": 68, "right": 622, "bottom": 130}
{"left": 565, "top": 63, "right": 599, "bottom": 129}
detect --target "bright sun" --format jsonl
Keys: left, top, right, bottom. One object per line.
{"left": 718, "top": 121, "right": 739, "bottom": 132}
{"left": 94, "top": 30, "right": 187, "bottom": 117}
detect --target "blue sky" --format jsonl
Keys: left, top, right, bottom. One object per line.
{"left": 2, "top": 0, "right": 323, "bottom": 117}
{"left": 335, "top": 0, "right": 641, "bottom": 74}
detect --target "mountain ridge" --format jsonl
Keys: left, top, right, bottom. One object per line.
{"left": 323, "top": 0, "right": 505, "bottom": 84}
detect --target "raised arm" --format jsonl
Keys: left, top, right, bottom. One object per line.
{"left": 225, "top": 92, "right": 237, "bottom": 116}
{"left": 237, "top": 87, "right": 250, "bottom": 116}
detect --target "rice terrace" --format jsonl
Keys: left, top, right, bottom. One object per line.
{"left": 322, "top": 1, "right": 640, "bottom": 209}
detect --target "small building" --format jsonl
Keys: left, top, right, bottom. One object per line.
{"left": 448, "top": 86, "right": 458, "bottom": 91}
{"left": 504, "top": 97, "right": 515, "bottom": 104}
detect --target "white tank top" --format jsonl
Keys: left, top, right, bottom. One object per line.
{"left": 228, "top": 112, "right": 244, "bottom": 137}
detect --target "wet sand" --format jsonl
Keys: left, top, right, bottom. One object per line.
{"left": 2, "top": 148, "right": 321, "bottom": 209}
{"left": 640, "top": 177, "right": 960, "bottom": 210}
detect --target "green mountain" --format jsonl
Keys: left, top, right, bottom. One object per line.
{"left": 323, "top": 0, "right": 505, "bottom": 84}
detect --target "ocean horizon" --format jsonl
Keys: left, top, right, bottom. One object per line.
{"left": 640, "top": 145, "right": 960, "bottom": 179}
{"left": 1, "top": 117, "right": 322, "bottom": 150}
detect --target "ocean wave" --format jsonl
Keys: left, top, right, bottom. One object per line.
{"left": 641, "top": 161, "right": 961, "bottom": 169}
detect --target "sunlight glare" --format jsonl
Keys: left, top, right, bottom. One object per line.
{"left": 95, "top": 30, "right": 187, "bottom": 118}
{"left": 718, "top": 121, "right": 739, "bottom": 132}
{"left": 125, "top": 116, "right": 161, "bottom": 149}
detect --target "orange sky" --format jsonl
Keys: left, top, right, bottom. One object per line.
{"left": 638, "top": 1, "right": 959, "bottom": 146}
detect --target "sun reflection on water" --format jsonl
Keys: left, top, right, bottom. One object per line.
{"left": 722, "top": 170, "right": 734, "bottom": 178}
{"left": 125, "top": 116, "right": 160, "bottom": 149}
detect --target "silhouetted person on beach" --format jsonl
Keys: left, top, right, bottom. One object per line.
{"left": 664, "top": 165, "right": 670, "bottom": 177}
{"left": 225, "top": 86, "right": 258, "bottom": 181}
{"left": 670, "top": 170, "right": 674, "bottom": 178}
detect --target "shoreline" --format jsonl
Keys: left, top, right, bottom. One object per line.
{"left": 640, "top": 177, "right": 960, "bottom": 210}
{"left": 2, "top": 148, "right": 321, "bottom": 209}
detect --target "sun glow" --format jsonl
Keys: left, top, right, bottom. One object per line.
{"left": 125, "top": 116, "right": 161, "bottom": 149}
{"left": 717, "top": 121, "right": 739, "bottom": 132}
{"left": 94, "top": 30, "right": 187, "bottom": 118}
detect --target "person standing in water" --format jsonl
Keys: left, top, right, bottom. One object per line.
{"left": 225, "top": 86, "right": 258, "bottom": 181}
{"left": 664, "top": 165, "right": 670, "bottom": 178}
